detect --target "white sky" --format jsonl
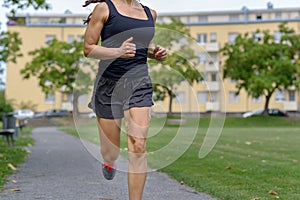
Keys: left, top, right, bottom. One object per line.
{"left": 11, "top": 0, "right": 300, "bottom": 13}
{"left": 2, "top": 0, "right": 300, "bottom": 26}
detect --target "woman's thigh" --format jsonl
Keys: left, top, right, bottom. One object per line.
{"left": 124, "top": 107, "right": 151, "bottom": 152}
{"left": 97, "top": 117, "right": 121, "bottom": 148}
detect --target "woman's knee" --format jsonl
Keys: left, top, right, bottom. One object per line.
{"left": 101, "top": 144, "right": 120, "bottom": 161}
{"left": 129, "top": 137, "right": 146, "bottom": 154}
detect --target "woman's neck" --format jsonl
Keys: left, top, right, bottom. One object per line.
{"left": 120, "top": 0, "right": 139, "bottom": 6}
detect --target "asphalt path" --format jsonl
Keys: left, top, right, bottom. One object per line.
{"left": 0, "top": 127, "right": 217, "bottom": 200}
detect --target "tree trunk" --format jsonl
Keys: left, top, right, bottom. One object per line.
{"left": 73, "top": 90, "right": 80, "bottom": 116}
{"left": 167, "top": 89, "right": 173, "bottom": 117}
{"left": 264, "top": 93, "right": 272, "bottom": 116}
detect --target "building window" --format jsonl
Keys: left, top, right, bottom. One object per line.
{"left": 229, "top": 91, "right": 240, "bottom": 103}
{"left": 252, "top": 96, "right": 262, "bottom": 103}
{"left": 274, "top": 31, "right": 283, "bottom": 43}
{"left": 180, "top": 16, "right": 189, "bottom": 23}
{"left": 45, "top": 35, "right": 56, "bottom": 44}
{"left": 256, "top": 14, "right": 262, "bottom": 20}
{"left": 201, "top": 72, "right": 208, "bottom": 83}
{"left": 274, "top": 90, "right": 286, "bottom": 102}
{"left": 175, "top": 92, "right": 185, "bottom": 103}
{"left": 209, "top": 92, "right": 218, "bottom": 102}
{"left": 229, "top": 78, "right": 237, "bottom": 83}
{"left": 67, "top": 93, "right": 73, "bottom": 102}
{"left": 209, "top": 52, "right": 217, "bottom": 62}
{"left": 78, "top": 94, "right": 88, "bottom": 104}
{"left": 156, "top": 16, "right": 163, "bottom": 23}
{"left": 45, "top": 93, "right": 55, "bottom": 104}
{"left": 275, "top": 12, "right": 282, "bottom": 19}
{"left": 198, "top": 52, "right": 208, "bottom": 65}
{"left": 229, "top": 14, "right": 239, "bottom": 21}
{"left": 77, "top": 35, "right": 83, "bottom": 41}
{"left": 68, "top": 35, "right": 74, "bottom": 43}
{"left": 228, "top": 32, "right": 239, "bottom": 44}
{"left": 253, "top": 32, "right": 262, "bottom": 42}
{"left": 198, "top": 16, "right": 208, "bottom": 22}
{"left": 211, "top": 73, "right": 217, "bottom": 82}
{"left": 197, "top": 92, "right": 208, "bottom": 103}
{"left": 197, "top": 33, "right": 207, "bottom": 44}
{"left": 288, "top": 91, "right": 295, "bottom": 101}
{"left": 39, "top": 18, "right": 49, "bottom": 24}
{"left": 178, "top": 37, "right": 187, "bottom": 45}
{"left": 210, "top": 33, "right": 217, "bottom": 42}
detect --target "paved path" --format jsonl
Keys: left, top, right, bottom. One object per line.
{"left": 0, "top": 127, "right": 216, "bottom": 200}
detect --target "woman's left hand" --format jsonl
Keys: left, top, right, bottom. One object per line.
{"left": 154, "top": 45, "right": 167, "bottom": 61}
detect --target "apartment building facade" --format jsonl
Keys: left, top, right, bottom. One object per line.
{"left": 156, "top": 5, "right": 300, "bottom": 114}
{"left": 5, "top": 5, "right": 300, "bottom": 114}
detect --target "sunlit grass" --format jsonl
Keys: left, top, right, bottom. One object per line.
{"left": 61, "top": 116, "right": 300, "bottom": 200}
{"left": 0, "top": 125, "right": 34, "bottom": 189}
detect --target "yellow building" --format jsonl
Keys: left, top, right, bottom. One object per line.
{"left": 6, "top": 13, "right": 88, "bottom": 113}
{"left": 157, "top": 6, "right": 300, "bottom": 114}
{"left": 5, "top": 6, "right": 300, "bottom": 114}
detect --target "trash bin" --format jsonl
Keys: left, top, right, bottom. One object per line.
{"left": 2, "top": 112, "right": 18, "bottom": 137}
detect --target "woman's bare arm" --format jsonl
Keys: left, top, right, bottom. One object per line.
{"left": 84, "top": 3, "right": 136, "bottom": 60}
{"left": 147, "top": 9, "right": 167, "bottom": 61}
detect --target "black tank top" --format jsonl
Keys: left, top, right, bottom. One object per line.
{"left": 99, "top": 0, "right": 155, "bottom": 78}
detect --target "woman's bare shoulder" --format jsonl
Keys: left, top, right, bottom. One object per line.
{"left": 93, "top": 2, "right": 109, "bottom": 13}
{"left": 91, "top": 2, "right": 109, "bottom": 22}
{"left": 149, "top": 8, "right": 157, "bottom": 21}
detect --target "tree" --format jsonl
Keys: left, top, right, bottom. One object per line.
{"left": 0, "top": 30, "right": 23, "bottom": 88}
{"left": 0, "top": 0, "right": 51, "bottom": 88}
{"left": 222, "top": 23, "right": 300, "bottom": 114}
{"left": 149, "top": 18, "right": 202, "bottom": 115}
{"left": 20, "top": 39, "right": 95, "bottom": 115}
{"left": 2, "top": 0, "right": 51, "bottom": 15}
{"left": 0, "top": 91, "right": 14, "bottom": 120}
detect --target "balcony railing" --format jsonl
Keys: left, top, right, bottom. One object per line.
{"left": 205, "top": 81, "right": 220, "bottom": 91}
{"left": 283, "top": 101, "right": 298, "bottom": 111}
{"left": 205, "top": 42, "right": 220, "bottom": 52}
{"left": 205, "top": 61, "right": 220, "bottom": 72}
{"left": 206, "top": 102, "right": 220, "bottom": 111}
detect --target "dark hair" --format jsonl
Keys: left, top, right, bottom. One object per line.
{"left": 83, "top": 0, "right": 105, "bottom": 24}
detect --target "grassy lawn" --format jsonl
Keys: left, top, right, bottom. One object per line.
{"left": 61, "top": 116, "right": 300, "bottom": 200}
{"left": 0, "top": 126, "right": 34, "bottom": 189}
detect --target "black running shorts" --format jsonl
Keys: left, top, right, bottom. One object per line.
{"left": 94, "top": 76, "right": 153, "bottom": 119}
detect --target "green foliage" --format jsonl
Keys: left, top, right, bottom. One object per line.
{"left": 2, "top": 0, "right": 51, "bottom": 15}
{"left": 150, "top": 18, "right": 202, "bottom": 114}
{"left": 21, "top": 39, "right": 81, "bottom": 93}
{"left": 0, "top": 31, "right": 23, "bottom": 63}
{"left": 0, "top": 31, "right": 23, "bottom": 88}
{"left": 0, "top": 91, "right": 14, "bottom": 121}
{"left": 21, "top": 39, "right": 95, "bottom": 114}
{"left": 0, "top": 127, "right": 34, "bottom": 187}
{"left": 153, "top": 17, "right": 191, "bottom": 47}
{"left": 222, "top": 23, "right": 300, "bottom": 112}
{"left": 0, "top": 0, "right": 51, "bottom": 88}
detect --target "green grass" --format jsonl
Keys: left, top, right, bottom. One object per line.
{"left": 61, "top": 116, "right": 300, "bottom": 200}
{"left": 0, "top": 126, "right": 34, "bottom": 189}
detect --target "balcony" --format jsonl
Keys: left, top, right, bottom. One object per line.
{"left": 205, "top": 61, "right": 220, "bottom": 72}
{"left": 206, "top": 102, "right": 220, "bottom": 111}
{"left": 288, "top": 85, "right": 296, "bottom": 90}
{"left": 205, "top": 81, "right": 220, "bottom": 91}
{"left": 62, "top": 102, "right": 73, "bottom": 111}
{"left": 283, "top": 101, "right": 298, "bottom": 111}
{"left": 205, "top": 42, "right": 220, "bottom": 52}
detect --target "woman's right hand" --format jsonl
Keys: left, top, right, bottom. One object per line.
{"left": 119, "top": 37, "right": 136, "bottom": 58}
